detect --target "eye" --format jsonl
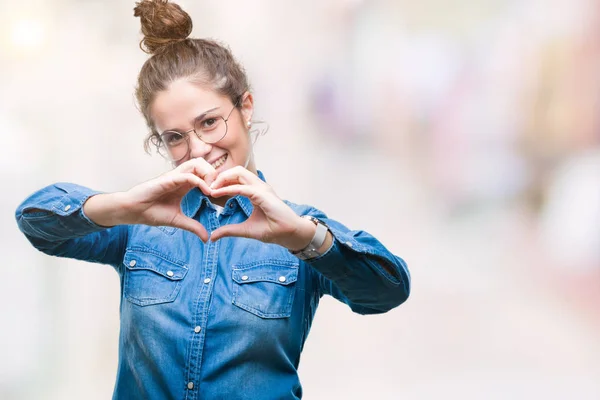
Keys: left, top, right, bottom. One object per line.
{"left": 199, "top": 117, "right": 220, "bottom": 130}
{"left": 161, "top": 132, "right": 185, "bottom": 146}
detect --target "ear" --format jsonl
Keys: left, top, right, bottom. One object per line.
{"left": 240, "top": 91, "right": 254, "bottom": 125}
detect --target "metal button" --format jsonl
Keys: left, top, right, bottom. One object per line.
{"left": 129, "top": 260, "right": 136, "bottom": 267}
{"left": 229, "top": 203, "right": 234, "bottom": 208}
{"left": 203, "top": 278, "right": 211, "bottom": 284}
{"left": 241, "top": 275, "right": 249, "bottom": 281}
{"left": 194, "top": 326, "right": 201, "bottom": 333}
{"left": 187, "top": 382, "right": 194, "bottom": 390}
{"left": 278, "top": 276, "right": 286, "bottom": 283}
{"left": 64, "top": 205, "right": 71, "bottom": 211}
{"left": 345, "top": 241, "right": 353, "bottom": 248}
{"left": 166, "top": 271, "right": 174, "bottom": 277}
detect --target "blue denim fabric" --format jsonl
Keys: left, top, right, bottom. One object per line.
{"left": 15, "top": 171, "right": 410, "bottom": 400}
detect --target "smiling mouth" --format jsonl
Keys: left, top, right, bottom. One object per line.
{"left": 210, "top": 154, "right": 228, "bottom": 169}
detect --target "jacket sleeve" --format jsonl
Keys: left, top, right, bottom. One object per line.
{"left": 15, "top": 182, "right": 128, "bottom": 271}
{"left": 303, "top": 207, "right": 410, "bottom": 315}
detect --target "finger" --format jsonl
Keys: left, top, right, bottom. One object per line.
{"left": 210, "top": 184, "right": 259, "bottom": 199}
{"left": 175, "top": 157, "right": 213, "bottom": 174}
{"left": 210, "top": 166, "right": 261, "bottom": 190}
{"left": 210, "top": 223, "right": 251, "bottom": 242}
{"left": 195, "top": 178, "right": 213, "bottom": 197}
{"left": 164, "top": 173, "right": 203, "bottom": 191}
{"left": 209, "top": 175, "right": 242, "bottom": 191}
{"left": 167, "top": 173, "right": 210, "bottom": 195}
{"left": 175, "top": 158, "right": 217, "bottom": 184}
{"left": 203, "top": 171, "right": 218, "bottom": 188}
{"left": 172, "top": 214, "right": 209, "bottom": 242}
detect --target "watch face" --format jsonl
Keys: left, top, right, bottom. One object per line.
{"left": 302, "top": 215, "right": 329, "bottom": 228}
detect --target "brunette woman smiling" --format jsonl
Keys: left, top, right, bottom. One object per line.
{"left": 15, "top": 1, "right": 411, "bottom": 399}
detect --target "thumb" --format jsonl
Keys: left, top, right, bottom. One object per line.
{"left": 172, "top": 215, "right": 209, "bottom": 243}
{"left": 210, "top": 223, "right": 251, "bottom": 242}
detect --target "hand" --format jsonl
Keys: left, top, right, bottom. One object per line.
{"left": 208, "top": 166, "right": 316, "bottom": 250}
{"left": 84, "top": 158, "right": 218, "bottom": 242}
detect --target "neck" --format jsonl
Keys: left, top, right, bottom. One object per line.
{"left": 244, "top": 153, "right": 257, "bottom": 175}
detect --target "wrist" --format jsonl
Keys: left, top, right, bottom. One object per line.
{"left": 287, "top": 215, "right": 333, "bottom": 260}
{"left": 83, "top": 192, "right": 129, "bottom": 227}
{"left": 284, "top": 216, "right": 317, "bottom": 252}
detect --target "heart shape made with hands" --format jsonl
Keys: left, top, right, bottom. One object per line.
{"left": 169, "top": 158, "right": 314, "bottom": 250}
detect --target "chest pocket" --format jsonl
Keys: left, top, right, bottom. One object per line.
{"left": 123, "top": 249, "right": 189, "bottom": 306}
{"left": 232, "top": 259, "right": 299, "bottom": 319}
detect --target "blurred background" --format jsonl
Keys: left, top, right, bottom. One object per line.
{"left": 1, "top": 0, "right": 599, "bottom": 399}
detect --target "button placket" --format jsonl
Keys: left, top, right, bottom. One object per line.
{"left": 186, "top": 212, "right": 221, "bottom": 391}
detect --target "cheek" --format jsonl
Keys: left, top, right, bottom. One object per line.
{"left": 224, "top": 128, "right": 250, "bottom": 160}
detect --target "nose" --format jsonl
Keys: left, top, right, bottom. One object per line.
{"left": 187, "top": 132, "right": 213, "bottom": 159}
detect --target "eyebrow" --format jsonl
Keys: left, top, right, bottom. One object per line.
{"left": 161, "top": 106, "right": 220, "bottom": 134}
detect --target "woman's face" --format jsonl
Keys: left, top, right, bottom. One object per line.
{"left": 151, "top": 79, "right": 255, "bottom": 173}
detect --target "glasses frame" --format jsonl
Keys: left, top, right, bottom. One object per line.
{"left": 155, "top": 100, "right": 240, "bottom": 162}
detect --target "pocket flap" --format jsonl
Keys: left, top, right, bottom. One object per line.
{"left": 124, "top": 249, "right": 188, "bottom": 281}
{"left": 232, "top": 260, "right": 298, "bottom": 286}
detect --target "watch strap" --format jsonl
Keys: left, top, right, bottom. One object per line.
{"left": 291, "top": 216, "right": 329, "bottom": 260}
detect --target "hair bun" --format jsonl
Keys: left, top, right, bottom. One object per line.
{"left": 134, "top": 0, "right": 193, "bottom": 54}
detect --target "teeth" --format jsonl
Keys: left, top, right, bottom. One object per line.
{"left": 211, "top": 154, "right": 227, "bottom": 169}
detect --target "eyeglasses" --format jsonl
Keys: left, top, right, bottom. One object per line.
{"left": 155, "top": 102, "right": 239, "bottom": 162}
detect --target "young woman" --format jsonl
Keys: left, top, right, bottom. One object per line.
{"left": 15, "top": 1, "right": 411, "bottom": 398}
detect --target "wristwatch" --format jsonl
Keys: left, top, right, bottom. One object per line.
{"left": 290, "top": 215, "right": 329, "bottom": 260}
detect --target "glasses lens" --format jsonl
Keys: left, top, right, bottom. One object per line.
{"left": 195, "top": 116, "right": 228, "bottom": 144}
{"left": 159, "top": 131, "right": 188, "bottom": 161}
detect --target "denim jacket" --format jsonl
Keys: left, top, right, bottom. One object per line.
{"left": 15, "top": 171, "right": 410, "bottom": 400}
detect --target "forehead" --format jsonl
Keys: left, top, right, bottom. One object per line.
{"left": 151, "top": 79, "right": 227, "bottom": 132}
